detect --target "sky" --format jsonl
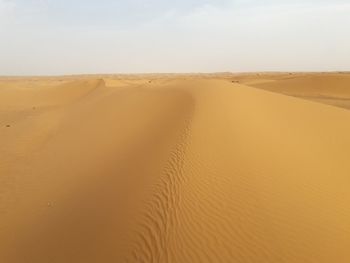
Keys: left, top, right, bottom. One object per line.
{"left": 0, "top": 0, "right": 349, "bottom": 75}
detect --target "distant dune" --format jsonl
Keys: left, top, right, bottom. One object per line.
{"left": 249, "top": 73, "right": 350, "bottom": 109}
{"left": 1, "top": 73, "right": 350, "bottom": 262}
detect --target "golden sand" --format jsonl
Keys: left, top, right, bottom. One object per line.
{"left": 1, "top": 73, "right": 350, "bottom": 262}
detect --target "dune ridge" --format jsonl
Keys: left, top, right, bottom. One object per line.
{"left": 1, "top": 74, "right": 350, "bottom": 262}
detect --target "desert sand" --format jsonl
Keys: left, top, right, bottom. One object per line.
{"left": 1, "top": 73, "right": 350, "bottom": 262}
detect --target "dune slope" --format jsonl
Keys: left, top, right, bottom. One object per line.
{"left": 1, "top": 77, "right": 350, "bottom": 262}
{"left": 250, "top": 73, "right": 350, "bottom": 109}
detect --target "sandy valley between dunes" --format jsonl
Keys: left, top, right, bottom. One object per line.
{"left": 1, "top": 73, "right": 350, "bottom": 262}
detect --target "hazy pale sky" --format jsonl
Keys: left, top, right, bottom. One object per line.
{"left": 0, "top": 0, "right": 349, "bottom": 75}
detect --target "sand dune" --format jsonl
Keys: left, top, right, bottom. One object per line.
{"left": 1, "top": 74, "right": 350, "bottom": 262}
{"left": 250, "top": 73, "right": 350, "bottom": 109}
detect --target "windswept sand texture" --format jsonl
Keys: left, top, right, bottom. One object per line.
{"left": 1, "top": 73, "right": 350, "bottom": 262}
